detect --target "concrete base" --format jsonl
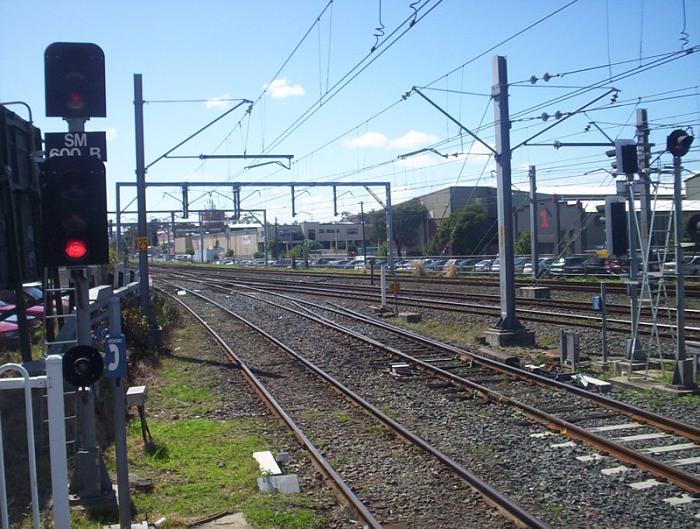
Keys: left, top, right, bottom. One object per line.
{"left": 190, "top": 513, "right": 252, "bottom": 529}
{"left": 483, "top": 327, "right": 536, "bottom": 347}
{"left": 518, "top": 286, "right": 551, "bottom": 299}
{"left": 399, "top": 312, "right": 422, "bottom": 323}
{"left": 612, "top": 360, "right": 646, "bottom": 376}
{"left": 370, "top": 305, "right": 394, "bottom": 317}
{"left": 609, "top": 375, "right": 698, "bottom": 397}
{"left": 257, "top": 474, "right": 300, "bottom": 494}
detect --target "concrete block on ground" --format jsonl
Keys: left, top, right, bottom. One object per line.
{"left": 193, "top": 512, "right": 252, "bottom": 528}
{"left": 398, "top": 312, "right": 421, "bottom": 323}
{"left": 518, "top": 286, "right": 550, "bottom": 299}
{"left": 257, "top": 474, "right": 300, "bottom": 494}
{"left": 483, "top": 328, "right": 535, "bottom": 348}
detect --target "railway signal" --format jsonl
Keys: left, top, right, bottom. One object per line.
{"left": 40, "top": 156, "right": 108, "bottom": 267}
{"left": 44, "top": 42, "right": 106, "bottom": 119}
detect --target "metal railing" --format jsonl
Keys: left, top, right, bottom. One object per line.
{"left": 0, "top": 357, "right": 69, "bottom": 529}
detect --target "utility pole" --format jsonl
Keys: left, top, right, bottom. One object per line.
{"left": 636, "top": 109, "right": 652, "bottom": 248}
{"left": 170, "top": 211, "right": 176, "bottom": 258}
{"left": 360, "top": 201, "right": 367, "bottom": 263}
{"left": 385, "top": 183, "right": 394, "bottom": 271}
{"left": 115, "top": 191, "right": 121, "bottom": 256}
{"left": 133, "top": 74, "right": 151, "bottom": 321}
{"left": 529, "top": 166, "right": 539, "bottom": 277}
{"left": 484, "top": 55, "right": 534, "bottom": 346}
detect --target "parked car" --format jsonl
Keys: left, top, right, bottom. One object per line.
{"left": 550, "top": 256, "right": 606, "bottom": 276}
{"left": 491, "top": 256, "right": 529, "bottom": 274}
{"left": 0, "top": 321, "right": 19, "bottom": 350}
{"left": 522, "top": 258, "right": 555, "bottom": 276}
{"left": 474, "top": 259, "right": 494, "bottom": 273}
{"left": 663, "top": 256, "right": 700, "bottom": 276}
{"left": 0, "top": 299, "right": 45, "bottom": 321}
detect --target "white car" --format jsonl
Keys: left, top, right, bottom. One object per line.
{"left": 663, "top": 256, "right": 700, "bottom": 276}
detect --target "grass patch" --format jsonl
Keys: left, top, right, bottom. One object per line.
{"left": 243, "top": 493, "right": 326, "bottom": 529}
{"left": 124, "top": 418, "right": 265, "bottom": 522}
{"left": 399, "top": 318, "right": 482, "bottom": 347}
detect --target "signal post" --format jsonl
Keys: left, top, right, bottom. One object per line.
{"left": 43, "top": 42, "right": 117, "bottom": 509}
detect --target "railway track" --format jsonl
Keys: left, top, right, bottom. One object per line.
{"left": 155, "top": 274, "right": 700, "bottom": 526}
{"left": 159, "top": 284, "right": 547, "bottom": 529}
{"left": 151, "top": 263, "right": 700, "bottom": 296}
{"left": 152, "top": 267, "right": 700, "bottom": 340}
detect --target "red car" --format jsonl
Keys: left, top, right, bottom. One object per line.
{"left": 0, "top": 299, "right": 46, "bottom": 321}
{"left": 0, "top": 321, "right": 19, "bottom": 350}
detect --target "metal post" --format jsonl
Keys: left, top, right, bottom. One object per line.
{"left": 380, "top": 265, "right": 387, "bottom": 307}
{"left": 554, "top": 195, "right": 561, "bottom": 253}
{"left": 115, "top": 185, "right": 122, "bottom": 256}
{"left": 636, "top": 109, "right": 652, "bottom": 248}
{"left": 46, "top": 356, "right": 70, "bottom": 529}
{"left": 134, "top": 74, "right": 151, "bottom": 320}
{"left": 109, "top": 296, "right": 131, "bottom": 528}
{"left": 626, "top": 179, "right": 642, "bottom": 361}
{"left": 529, "top": 166, "right": 538, "bottom": 277}
{"left": 361, "top": 201, "right": 367, "bottom": 264}
{"left": 263, "top": 209, "right": 268, "bottom": 265}
{"left": 170, "top": 211, "right": 176, "bottom": 258}
{"left": 601, "top": 283, "right": 608, "bottom": 366}
{"left": 385, "top": 184, "right": 394, "bottom": 271}
{"left": 69, "top": 270, "right": 114, "bottom": 504}
{"left": 671, "top": 155, "right": 693, "bottom": 387}
{"left": 492, "top": 56, "right": 519, "bottom": 331}
{"left": 199, "top": 214, "right": 205, "bottom": 263}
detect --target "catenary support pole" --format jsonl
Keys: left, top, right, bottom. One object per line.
{"left": 361, "top": 201, "right": 367, "bottom": 264}
{"left": 115, "top": 187, "right": 122, "bottom": 256}
{"left": 385, "top": 184, "right": 393, "bottom": 272}
{"left": 485, "top": 55, "right": 533, "bottom": 346}
{"left": 170, "top": 211, "right": 176, "bottom": 258}
{"left": 636, "top": 109, "right": 652, "bottom": 248}
{"left": 672, "top": 155, "right": 693, "bottom": 388}
{"left": 529, "top": 166, "right": 538, "bottom": 277}
{"left": 134, "top": 74, "right": 151, "bottom": 321}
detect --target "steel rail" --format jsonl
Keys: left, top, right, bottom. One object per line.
{"left": 159, "top": 281, "right": 550, "bottom": 529}
{"left": 230, "top": 288, "right": 700, "bottom": 495}
{"left": 152, "top": 270, "right": 699, "bottom": 340}
{"left": 206, "top": 275, "right": 700, "bottom": 333}
{"left": 156, "top": 287, "right": 384, "bottom": 529}
{"left": 150, "top": 263, "right": 700, "bottom": 295}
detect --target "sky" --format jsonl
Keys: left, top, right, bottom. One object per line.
{"left": 1, "top": 0, "right": 699, "bottom": 227}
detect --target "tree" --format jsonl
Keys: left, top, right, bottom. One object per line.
{"left": 432, "top": 204, "right": 496, "bottom": 255}
{"left": 368, "top": 199, "right": 428, "bottom": 257}
{"left": 515, "top": 231, "right": 531, "bottom": 255}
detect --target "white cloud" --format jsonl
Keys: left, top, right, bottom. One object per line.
{"left": 105, "top": 128, "right": 117, "bottom": 141}
{"left": 264, "top": 78, "right": 305, "bottom": 99}
{"left": 343, "top": 131, "right": 387, "bottom": 149}
{"left": 205, "top": 95, "right": 231, "bottom": 109}
{"left": 389, "top": 130, "right": 439, "bottom": 149}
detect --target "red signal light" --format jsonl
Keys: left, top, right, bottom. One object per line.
{"left": 66, "top": 90, "right": 85, "bottom": 111}
{"left": 65, "top": 239, "right": 88, "bottom": 260}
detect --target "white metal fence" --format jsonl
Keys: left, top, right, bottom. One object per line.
{"left": 0, "top": 356, "right": 69, "bottom": 529}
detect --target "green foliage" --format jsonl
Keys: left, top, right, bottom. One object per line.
{"left": 185, "top": 245, "right": 195, "bottom": 256}
{"left": 253, "top": 251, "right": 263, "bottom": 258}
{"left": 432, "top": 203, "right": 495, "bottom": 255}
{"left": 368, "top": 199, "right": 428, "bottom": 256}
{"left": 515, "top": 231, "right": 531, "bottom": 255}
{"left": 288, "top": 244, "right": 303, "bottom": 258}
{"left": 225, "top": 249, "right": 234, "bottom": 257}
